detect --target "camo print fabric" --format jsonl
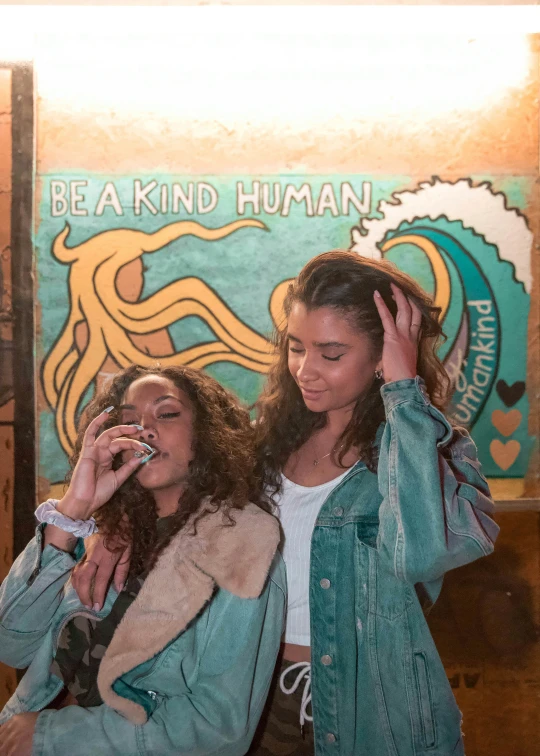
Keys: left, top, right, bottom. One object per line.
{"left": 248, "top": 657, "right": 314, "bottom": 756}
{"left": 50, "top": 516, "right": 173, "bottom": 707}
{"left": 50, "top": 573, "right": 146, "bottom": 707}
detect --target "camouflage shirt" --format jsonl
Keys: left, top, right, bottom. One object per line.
{"left": 50, "top": 516, "right": 173, "bottom": 707}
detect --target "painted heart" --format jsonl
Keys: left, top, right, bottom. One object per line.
{"left": 491, "top": 409, "right": 522, "bottom": 437}
{"left": 490, "top": 439, "right": 520, "bottom": 471}
{"left": 496, "top": 380, "right": 526, "bottom": 408}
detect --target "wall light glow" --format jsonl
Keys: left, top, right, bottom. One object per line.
{"left": 35, "top": 33, "right": 532, "bottom": 125}
{"left": 0, "top": 6, "right": 534, "bottom": 125}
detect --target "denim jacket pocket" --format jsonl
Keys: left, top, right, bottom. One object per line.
{"left": 412, "top": 651, "right": 437, "bottom": 750}
{"left": 356, "top": 528, "right": 409, "bottom": 621}
{"left": 371, "top": 560, "right": 410, "bottom": 620}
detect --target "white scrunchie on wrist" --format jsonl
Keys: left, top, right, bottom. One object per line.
{"left": 35, "top": 499, "right": 98, "bottom": 539}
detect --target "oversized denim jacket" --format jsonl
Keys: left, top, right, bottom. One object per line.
{"left": 309, "top": 378, "right": 499, "bottom": 756}
{"left": 0, "top": 503, "right": 286, "bottom": 755}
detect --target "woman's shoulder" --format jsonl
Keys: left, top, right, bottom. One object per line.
{"left": 233, "top": 501, "right": 280, "bottom": 528}
{"left": 181, "top": 504, "right": 280, "bottom": 599}
{"left": 199, "top": 501, "right": 279, "bottom": 538}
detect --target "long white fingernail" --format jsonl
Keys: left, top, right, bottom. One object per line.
{"left": 103, "top": 406, "right": 114, "bottom": 414}
{"left": 133, "top": 425, "right": 144, "bottom": 431}
{"left": 140, "top": 450, "right": 157, "bottom": 465}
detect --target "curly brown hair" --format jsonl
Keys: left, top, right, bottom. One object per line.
{"left": 254, "top": 250, "right": 450, "bottom": 491}
{"left": 69, "top": 364, "right": 269, "bottom": 577}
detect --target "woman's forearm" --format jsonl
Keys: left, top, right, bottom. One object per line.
{"left": 43, "top": 524, "right": 78, "bottom": 554}
{"left": 0, "top": 531, "right": 76, "bottom": 668}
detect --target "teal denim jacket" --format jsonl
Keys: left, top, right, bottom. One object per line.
{"left": 309, "top": 378, "right": 499, "bottom": 756}
{"left": 0, "top": 504, "right": 286, "bottom": 755}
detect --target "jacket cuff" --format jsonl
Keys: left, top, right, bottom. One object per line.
{"left": 380, "top": 376, "right": 430, "bottom": 410}
{"left": 31, "top": 708, "right": 53, "bottom": 756}
{"left": 26, "top": 524, "right": 78, "bottom": 585}
{"left": 381, "top": 376, "right": 453, "bottom": 446}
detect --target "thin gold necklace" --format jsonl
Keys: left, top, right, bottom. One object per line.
{"left": 313, "top": 443, "right": 344, "bottom": 467}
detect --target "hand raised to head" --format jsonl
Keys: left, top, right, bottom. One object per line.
{"left": 373, "top": 283, "right": 421, "bottom": 383}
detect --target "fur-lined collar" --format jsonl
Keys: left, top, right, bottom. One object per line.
{"left": 97, "top": 503, "right": 279, "bottom": 724}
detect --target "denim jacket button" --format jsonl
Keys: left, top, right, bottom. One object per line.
{"left": 320, "top": 578, "right": 331, "bottom": 589}
{"left": 326, "top": 733, "right": 336, "bottom": 743}
{"left": 321, "top": 654, "right": 332, "bottom": 666}
{"left": 333, "top": 507, "right": 344, "bottom": 517}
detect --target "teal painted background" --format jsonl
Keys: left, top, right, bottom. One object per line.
{"left": 36, "top": 174, "right": 534, "bottom": 484}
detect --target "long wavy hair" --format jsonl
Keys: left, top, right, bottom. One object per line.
{"left": 69, "top": 364, "right": 268, "bottom": 577}
{"left": 254, "top": 250, "right": 450, "bottom": 492}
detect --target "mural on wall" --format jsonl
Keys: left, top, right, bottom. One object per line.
{"left": 36, "top": 175, "right": 533, "bottom": 487}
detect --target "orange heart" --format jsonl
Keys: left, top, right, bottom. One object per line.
{"left": 491, "top": 409, "right": 522, "bottom": 437}
{"left": 490, "top": 440, "right": 520, "bottom": 471}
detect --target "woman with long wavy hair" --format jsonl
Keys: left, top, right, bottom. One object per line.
{"left": 0, "top": 365, "right": 285, "bottom": 756}
{"left": 61, "top": 250, "right": 497, "bottom": 755}
{"left": 245, "top": 251, "right": 498, "bottom": 755}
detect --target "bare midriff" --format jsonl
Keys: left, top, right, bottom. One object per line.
{"left": 282, "top": 642, "right": 311, "bottom": 663}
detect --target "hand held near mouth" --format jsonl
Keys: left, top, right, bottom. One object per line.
{"left": 57, "top": 409, "right": 154, "bottom": 522}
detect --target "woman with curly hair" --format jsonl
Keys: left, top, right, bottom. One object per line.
{"left": 0, "top": 366, "right": 285, "bottom": 756}
{"left": 54, "top": 250, "right": 498, "bottom": 755}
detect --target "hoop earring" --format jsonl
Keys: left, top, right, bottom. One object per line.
{"left": 374, "top": 369, "right": 383, "bottom": 380}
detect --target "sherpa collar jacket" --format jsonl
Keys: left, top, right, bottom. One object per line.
{"left": 0, "top": 503, "right": 286, "bottom": 756}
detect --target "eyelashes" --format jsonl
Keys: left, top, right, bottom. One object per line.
{"left": 288, "top": 347, "right": 344, "bottom": 362}
{"left": 123, "top": 412, "right": 181, "bottom": 424}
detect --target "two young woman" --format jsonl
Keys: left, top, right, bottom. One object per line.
{"left": 0, "top": 250, "right": 498, "bottom": 755}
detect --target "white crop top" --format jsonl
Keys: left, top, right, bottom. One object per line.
{"left": 274, "top": 468, "right": 350, "bottom": 646}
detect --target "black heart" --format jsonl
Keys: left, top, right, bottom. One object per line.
{"left": 496, "top": 380, "right": 526, "bottom": 408}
